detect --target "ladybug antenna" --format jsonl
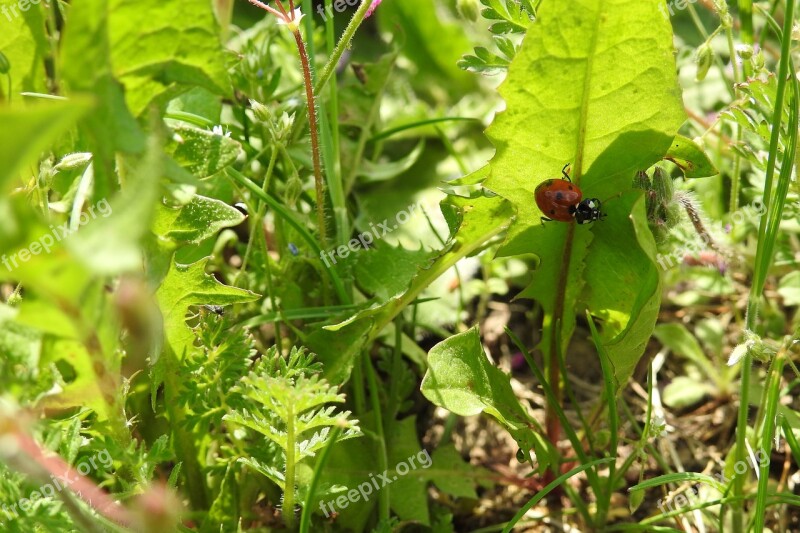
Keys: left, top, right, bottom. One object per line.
{"left": 561, "top": 162, "right": 572, "bottom": 182}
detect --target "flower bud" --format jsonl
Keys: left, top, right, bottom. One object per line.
{"left": 695, "top": 42, "right": 714, "bottom": 82}
{"left": 456, "top": 0, "right": 479, "bottom": 22}
{"left": 284, "top": 175, "right": 303, "bottom": 206}
{"left": 735, "top": 44, "right": 753, "bottom": 60}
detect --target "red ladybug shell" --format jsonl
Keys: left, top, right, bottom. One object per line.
{"left": 535, "top": 179, "right": 582, "bottom": 222}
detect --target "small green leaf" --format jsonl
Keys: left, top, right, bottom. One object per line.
{"left": 664, "top": 134, "right": 719, "bottom": 178}
{"left": 156, "top": 257, "right": 259, "bottom": 362}
{"left": 166, "top": 125, "right": 242, "bottom": 178}
{"left": 153, "top": 195, "right": 246, "bottom": 244}
{"left": 421, "top": 327, "right": 544, "bottom": 468}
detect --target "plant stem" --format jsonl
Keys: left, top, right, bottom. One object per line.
{"left": 299, "top": 426, "right": 341, "bottom": 533}
{"left": 314, "top": 0, "right": 374, "bottom": 94}
{"left": 291, "top": 28, "right": 330, "bottom": 253}
{"left": 284, "top": 404, "right": 297, "bottom": 529}
{"left": 733, "top": 1, "right": 796, "bottom": 530}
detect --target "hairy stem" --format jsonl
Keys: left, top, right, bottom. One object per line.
{"left": 292, "top": 28, "right": 330, "bottom": 252}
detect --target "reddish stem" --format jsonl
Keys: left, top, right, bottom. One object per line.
{"left": 292, "top": 28, "right": 329, "bottom": 251}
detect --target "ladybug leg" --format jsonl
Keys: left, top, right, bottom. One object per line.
{"left": 540, "top": 216, "right": 553, "bottom": 225}
{"left": 561, "top": 163, "right": 572, "bottom": 182}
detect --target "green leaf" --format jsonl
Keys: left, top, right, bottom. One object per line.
{"left": 778, "top": 271, "right": 800, "bottom": 306}
{"left": 153, "top": 195, "right": 246, "bottom": 244}
{"left": 387, "top": 416, "right": 429, "bottom": 525}
{"left": 165, "top": 125, "right": 242, "bottom": 178}
{"left": 665, "top": 134, "right": 719, "bottom": 178}
{"left": 421, "top": 327, "right": 546, "bottom": 468}
{"left": 0, "top": 100, "right": 92, "bottom": 191}
{"left": 107, "top": 0, "right": 230, "bottom": 115}
{"left": 430, "top": 444, "right": 488, "bottom": 499}
{"left": 0, "top": 0, "right": 48, "bottom": 99}
{"left": 354, "top": 241, "right": 437, "bottom": 301}
{"left": 60, "top": 0, "right": 147, "bottom": 199}
{"left": 156, "top": 257, "right": 259, "bottom": 363}
{"left": 482, "top": 0, "right": 685, "bottom": 387}
{"left": 357, "top": 140, "right": 426, "bottom": 183}
{"left": 663, "top": 376, "right": 714, "bottom": 408}
{"left": 316, "top": 193, "right": 513, "bottom": 384}
{"left": 654, "top": 323, "right": 716, "bottom": 380}
{"left": 67, "top": 135, "right": 163, "bottom": 275}
{"left": 377, "top": 0, "right": 477, "bottom": 98}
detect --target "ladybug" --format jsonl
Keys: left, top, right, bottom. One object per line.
{"left": 535, "top": 163, "right": 605, "bottom": 224}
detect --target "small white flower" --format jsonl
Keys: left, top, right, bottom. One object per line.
{"left": 277, "top": 7, "right": 304, "bottom": 30}
{"left": 212, "top": 125, "right": 231, "bottom": 138}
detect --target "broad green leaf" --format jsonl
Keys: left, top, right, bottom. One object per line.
{"left": 0, "top": 0, "right": 47, "bottom": 99}
{"left": 665, "top": 134, "right": 719, "bottom": 178}
{"left": 353, "top": 241, "right": 437, "bottom": 301}
{"left": 421, "top": 327, "right": 549, "bottom": 471}
{"left": 60, "top": 0, "right": 146, "bottom": 199}
{"left": 483, "top": 0, "right": 685, "bottom": 387}
{"left": 108, "top": 0, "right": 230, "bottom": 115}
{"left": 0, "top": 100, "right": 91, "bottom": 191}
{"left": 153, "top": 195, "right": 246, "bottom": 244}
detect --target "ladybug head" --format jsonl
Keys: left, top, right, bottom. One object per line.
{"left": 574, "top": 198, "right": 605, "bottom": 225}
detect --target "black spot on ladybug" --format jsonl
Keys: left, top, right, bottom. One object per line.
{"left": 550, "top": 209, "right": 555, "bottom": 215}
{"left": 555, "top": 192, "right": 564, "bottom": 200}
{"left": 568, "top": 185, "right": 573, "bottom": 190}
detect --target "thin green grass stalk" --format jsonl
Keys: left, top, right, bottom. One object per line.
{"left": 752, "top": 348, "right": 786, "bottom": 531}
{"left": 299, "top": 425, "right": 342, "bottom": 533}
{"left": 371, "top": 117, "right": 480, "bottom": 142}
{"left": 363, "top": 353, "right": 391, "bottom": 522}
{"left": 734, "top": 2, "right": 797, "bottom": 529}
{"left": 320, "top": 0, "right": 348, "bottom": 248}
{"left": 225, "top": 167, "right": 349, "bottom": 303}
{"left": 555, "top": 322, "right": 595, "bottom": 455}
{"left": 314, "top": 0, "right": 374, "bottom": 94}
{"left": 500, "top": 458, "right": 613, "bottom": 533}
{"left": 283, "top": 404, "right": 298, "bottom": 529}
{"left": 505, "top": 328, "right": 604, "bottom": 513}
{"left": 686, "top": 4, "right": 736, "bottom": 101}
{"left": 386, "top": 313, "right": 403, "bottom": 428}
{"left": 586, "top": 312, "right": 618, "bottom": 528}
{"left": 739, "top": 0, "right": 754, "bottom": 53}
{"left": 237, "top": 145, "right": 278, "bottom": 281}
{"left": 343, "top": 61, "right": 392, "bottom": 194}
